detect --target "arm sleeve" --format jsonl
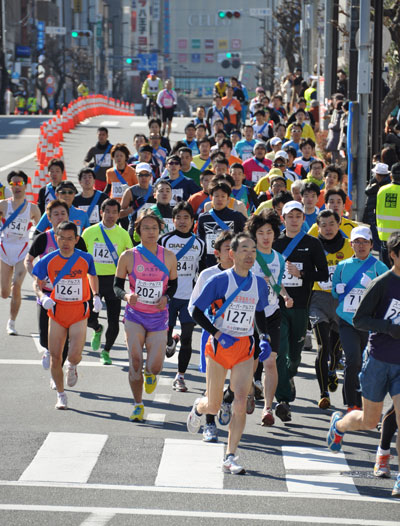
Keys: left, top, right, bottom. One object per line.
{"left": 192, "top": 306, "right": 219, "bottom": 336}
{"left": 113, "top": 276, "right": 126, "bottom": 301}
{"left": 255, "top": 309, "right": 269, "bottom": 335}
{"left": 84, "top": 147, "right": 94, "bottom": 164}
{"left": 305, "top": 238, "right": 329, "bottom": 283}
{"left": 353, "top": 277, "right": 393, "bottom": 334}
{"left": 165, "top": 278, "right": 177, "bottom": 300}
{"left": 29, "top": 233, "right": 47, "bottom": 257}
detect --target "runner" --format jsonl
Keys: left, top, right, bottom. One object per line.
{"left": 187, "top": 233, "right": 271, "bottom": 474}
{"left": 105, "top": 143, "right": 138, "bottom": 202}
{"left": 308, "top": 189, "right": 358, "bottom": 239}
{"left": 82, "top": 199, "right": 133, "bottom": 364}
{"left": 32, "top": 221, "right": 100, "bottom": 410}
{"left": 246, "top": 210, "right": 293, "bottom": 426}
{"left": 37, "top": 158, "right": 64, "bottom": 214}
{"left": 206, "top": 95, "right": 230, "bottom": 132}
{"left": 113, "top": 209, "right": 177, "bottom": 421}
{"left": 230, "top": 163, "right": 258, "bottom": 216}
{"left": 156, "top": 79, "right": 177, "bottom": 137}
{"left": 182, "top": 123, "right": 199, "bottom": 155}
{"left": 192, "top": 138, "right": 212, "bottom": 172}
{"left": 332, "top": 226, "right": 388, "bottom": 411}
{"left": 160, "top": 201, "right": 206, "bottom": 391}
{"left": 327, "top": 231, "right": 400, "bottom": 498}
{"left": 162, "top": 155, "right": 200, "bottom": 207}
{"left": 84, "top": 127, "right": 113, "bottom": 191}
{"left": 301, "top": 182, "right": 320, "bottom": 230}
{"left": 148, "top": 179, "right": 174, "bottom": 236}
{"left": 178, "top": 147, "right": 201, "bottom": 186}
{"left": 272, "top": 201, "right": 328, "bottom": 422}
{"left": 73, "top": 168, "right": 108, "bottom": 225}
{"left": 187, "top": 170, "right": 214, "bottom": 217}
{"left": 235, "top": 125, "right": 257, "bottom": 161}
{"left": 0, "top": 170, "right": 41, "bottom": 335}
{"left": 242, "top": 142, "right": 272, "bottom": 187}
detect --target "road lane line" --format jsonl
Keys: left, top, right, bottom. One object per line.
{"left": 9, "top": 120, "right": 30, "bottom": 124}
{"left": 155, "top": 438, "right": 224, "bottom": 488}
{"left": 31, "top": 333, "right": 46, "bottom": 354}
{"left": 0, "top": 505, "right": 397, "bottom": 524}
{"left": 282, "top": 446, "right": 358, "bottom": 495}
{"left": 19, "top": 432, "right": 107, "bottom": 483}
{"left": 152, "top": 394, "right": 171, "bottom": 404}
{"left": 146, "top": 413, "right": 166, "bottom": 426}
{"left": 0, "top": 152, "right": 36, "bottom": 173}
{"left": 80, "top": 512, "right": 115, "bottom": 525}
{"left": 99, "top": 121, "right": 119, "bottom": 126}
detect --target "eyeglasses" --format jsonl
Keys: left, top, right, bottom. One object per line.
{"left": 9, "top": 181, "right": 25, "bottom": 186}
{"left": 168, "top": 161, "right": 180, "bottom": 165}
{"left": 58, "top": 190, "right": 75, "bottom": 195}
{"left": 138, "top": 172, "right": 151, "bottom": 177}
{"left": 274, "top": 163, "right": 285, "bottom": 168}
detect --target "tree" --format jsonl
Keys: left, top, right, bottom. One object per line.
{"left": 382, "top": 1, "right": 400, "bottom": 127}
{"left": 273, "top": 0, "right": 302, "bottom": 72}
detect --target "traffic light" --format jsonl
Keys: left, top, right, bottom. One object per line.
{"left": 71, "top": 29, "right": 93, "bottom": 38}
{"left": 221, "top": 52, "right": 240, "bottom": 69}
{"left": 226, "top": 52, "right": 232, "bottom": 59}
{"left": 218, "top": 10, "right": 241, "bottom": 19}
{"left": 231, "top": 53, "right": 241, "bottom": 69}
{"left": 126, "top": 58, "right": 133, "bottom": 64}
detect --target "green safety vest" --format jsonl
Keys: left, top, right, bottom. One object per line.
{"left": 304, "top": 87, "right": 316, "bottom": 110}
{"left": 27, "top": 98, "right": 37, "bottom": 112}
{"left": 376, "top": 183, "right": 400, "bottom": 241}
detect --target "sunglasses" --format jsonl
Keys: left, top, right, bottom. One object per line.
{"left": 58, "top": 190, "right": 75, "bottom": 195}
{"left": 138, "top": 172, "right": 151, "bottom": 177}
{"left": 168, "top": 161, "right": 180, "bottom": 165}
{"left": 274, "top": 163, "right": 285, "bottom": 168}
{"left": 9, "top": 181, "right": 25, "bottom": 186}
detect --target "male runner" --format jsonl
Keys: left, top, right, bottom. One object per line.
{"left": 33, "top": 221, "right": 100, "bottom": 410}
{"left": 242, "top": 142, "right": 272, "bottom": 187}
{"left": 308, "top": 189, "right": 358, "bottom": 239}
{"left": 82, "top": 199, "right": 133, "bottom": 364}
{"left": 187, "top": 170, "right": 214, "bottom": 217}
{"left": 113, "top": 209, "right": 177, "bottom": 421}
{"left": 162, "top": 155, "right": 200, "bottom": 207}
{"left": 0, "top": 170, "right": 41, "bottom": 334}
{"left": 73, "top": 168, "right": 108, "bottom": 225}
{"left": 84, "top": 127, "right": 113, "bottom": 191}
{"left": 37, "top": 158, "right": 64, "bottom": 214}
{"left": 187, "top": 233, "right": 271, "bottom": 474}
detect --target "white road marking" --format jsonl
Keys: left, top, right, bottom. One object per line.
{"left": 0, "top": 505, "right": 397, "bottom": 524}
{"left": 155, "top": 439, "right": 224, "bottom": 489}
{"left": 146, "top": 413, "right": 166, "bottom": 426}
{"left": 0, "top": 152, "right": 36, "bottom": 173}
{"left": 129, "top": 121, "right": 177, "bottom": 128}
{"left": 0, "top": 480, "right": 395, "bottom": 503}
{"left": 152, "top": 394, "right": 171, "bottom": 404}
{"left": 99, "top": 121, "right": 119, "bottom": 127}
{"left": 31, "top": 333, "right": 46, "bottom": 354}
{"left": 158, "top": 377, "right": 171, "bottom": 386}
{"left": 282, "top": 446, "right": 358, "bottom": 496}
{"left": 19, "top": 432, "right": 108, "bottom": 483}
{"left": 9, "top": 120, "right": 30, "bottom": 124}
{"left": 0, "top": 134, "right": 39, "bottom": 138}
{"left": 80, "top": 119, "right": 91, "bottom": 125}
{"left": 0, "top": 358, "right": 198, "bottom": 370}
{"left": 79, "top": 512, "right": 115, "bottom": 525}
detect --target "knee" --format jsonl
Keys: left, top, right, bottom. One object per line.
{"left": 264, "top": 357, "right": 277, "bottom": 374}
{"left": 131, "top": 355, "right": 142, "bottom": 373}
{"left": 362, "top": 414, "right": 380, "bottom": 429}
{"left": 129, "top": 367, "right": 142, "bottom": 382}
{"left": 50, "top": 354, "right": 62, "bottom": 367}
{"left": 232, "top": 394, "right": 247, "bottom": 415}
{"left": 147, "top": 362, "right": 162, "bottom": 376}
{"left": 1, "top": 286, "right": 10, "bottom": 298}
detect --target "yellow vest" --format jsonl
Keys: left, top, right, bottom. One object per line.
{"left": 308, "top": 217, "right": 358, "bottom": 239}
{"left": 0, "top": 184, "right": 5, "bottom": 200}
{"left": 376, "top": 183, "right": 400, "bottom": 241}
{"left": 304, "top": 87, "right": 316, "bottom": 110}
{"left": 313, "top": 238, "right": 354, "bottom": 292}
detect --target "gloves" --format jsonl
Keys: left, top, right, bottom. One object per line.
{"left": 93, "top": 295, "right": 103, "bottom": 313}
{"left": 259, "top": 335, "right": 272, "bottom": 362}
{"left": 360, "top": 273, "right": 372, "bottom": 288}
{"left": 217, "top": 333, "right": 239, "bottom": 349}
{"left": 41, "top": 295, "right": 56, "bottom": 310}
{"left": 335, "top": 283, "right": 346, "bottom": 294}
{"left": 142, "top": 94, "right": 148, "bottom": 100}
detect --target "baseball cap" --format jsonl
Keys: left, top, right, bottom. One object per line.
{"left": 270, "top": 137, "right": 283, "bottom": 147}
{"left": 218, "top": 76, "right": 225, "bottom": 82}
{"left": 256, "top": 87, "right": 265, "bottom": 94}
{"left": 282, "top": 200, "right": 304, "bottom": 215}
{"left": 350, "top": 226, "right": 372, "bottom": 242}
{"left": 55, "top": 181, "right": 77, "bottom": 193}
{"left": 268, "top": 168, "right": 284, "bottom": 179}
{"left": 149, "top": 70, "right": 155, "bottom": 75}
{"left": 371, "top": 162, "right": 390, "bottom": 175}
{"left": 274, "top": 150, "right": 288, "bottom": 161}
{"left": 136, "top": 162, "right": 152, "bottom": 174}
{"left": 139, "top": 145, "right": 153, "bottom": 154}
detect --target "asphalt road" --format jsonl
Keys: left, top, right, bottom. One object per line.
{"left": 0, "top": 115, "right": 398, "bottom": 526}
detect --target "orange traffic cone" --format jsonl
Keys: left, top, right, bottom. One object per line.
{"left": 26, "top": 176, "right": 35, "bottom": 203}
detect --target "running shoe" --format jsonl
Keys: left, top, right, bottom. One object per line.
{"left": 222, "top": 455, "right": 245, "bottom": 475}
{"left": 275, "top": 402, "right": 292, "bottom": 422}
{"left": 187, "top": 397, "right": 202, "bottom": 434}
{"left": 42, "top": 349, "right": 50, "bottom": 370}
{"left": 144, "top": 371, "right": 157, "bottom": 394}
{"left": 66, "top": 362, "right": 78, "bottom": 387}
{"left": 374, "top": 453, "right": 391, "bottom": 478}
{"left": 303, "top": 330, "right": 312, "bottom": 351}
{"left": 289, "top": 377, "right": 296, "bottom": 402}
{"left": 254, "top": 380, "right": 264, "bottom": 400}
{"left": 218, "top": 401, "right": 232, "bottom": 426}
{"left": 55, "top": 392, "right": 68, "bottom": 410}
{"left": 392, "top": 475, "right": 400, "bottom": 498}
{"left": 129, "top": 404, "right": 144, "bottom": 422}
{"left": 166, "top": 334, "right": 180, "bottom": 358}
{"left": 202, "top": 423, "right": 218, "bottom": 443}
{"left": 337, "top": 357, "right": 346, "bottom": 370}
{"left": 246, "top": 394, "right": 255, "bottom": 415}
{"left": 327, "top": 372, "right": 339, "bottom": 393}
{"left": 173, "top": 376, "right": 188, "bottom": 392}
{"left": 327, "top": 411, "right": 344, "bottom": 453}
{"left": 261, "top": 408, "right": 275, "bottom": 427}
{"left": 100, "top": 350, "right": 112, "bottom": 365}
{"left": 318, "top": 394, "right": 331, "bottom": 410}
{"left": 91, "top": 324, "right": 103, "bottom": 351}
{"left": 347, "top": 405, "right": 361, "bottom": 413}
{"left": 50, "top": 378, "right": 57, "bottom": 390}
{"left": 6, "top": 319, "right": 17, "bottom": 336}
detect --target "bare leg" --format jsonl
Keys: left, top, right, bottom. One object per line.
{"left": 263, "top": 352, "right": 278, "bottom": 410}
{"left": 48, "top": 318, "right": 68, "bottom": 393}
{"left": 336, "top": 397, "right": 384, "bottom": 434}
{"left": 196, "top": 356, "right": 227, "bottom": 415}
{"left": 10, "top": 260, "right": 27, "bottom": 321}
{"left": 125, "top": 320, "right": 145, "bottom": 403}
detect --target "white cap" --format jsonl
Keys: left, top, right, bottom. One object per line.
{"left": 372, "top": 162, "right": 390, "bottom": 175}
{"left": 282, "top": 200, "right": 304, "bottom": 215}
{"left": 274, "top": 149, "right": 288, "bottom": 160}
{"left": 270, "top": 136, "right": 283, "bottom": 146}
{"left": 136, "top": 162, "right": 152, "bottom": 174}
{"left": 350, "top": 226, "right": 372, "bottom": 242}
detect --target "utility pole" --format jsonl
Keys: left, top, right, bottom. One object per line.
{"left": 349, "top": 0, "right": 360, "bottom": 102}
{"left": 371, "top": 0, "right": 383, "bottom": 155}
{"left": 0, "top": 0, "right": 8, "bottom": 114}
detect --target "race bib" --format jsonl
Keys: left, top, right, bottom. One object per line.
{"left": 343, "top": 287, "right": 364, "bottom": 313}
{"left": 317, "top": 265, "right": 337, "bottom": 291}
{"left": 54, "top": 278, "right": 83, "bottom": 302}
{"left": 95, "top": 153, "right": 112, "bottom": 168}
{"left": 252, "top": 171, "right": 266, "bottom": 183}
{"left": 93, "top": 242, "right": 118, "bottom": 264}
{"left": 79, "top": 205, "right": 100, "bottom": 224}
{"left": 242, "top": 152, "right": 253, "bottom": 161}
{"left": 222, "top": 301, "right": 255, "bottom": 335}
{"left": 5, "top": 217, "right": 28, "bottom": 239}
{"left": 112, "top": 182, "right": 128, "bottom": 199}
{"left": 282, "top": 262, "right": 303, "bottom": 288}
{"left": 267, "top": 282, "right": 279, "bottom": 306}
{"left": 177, "top": 254, "right": 196, "bottom": 278}
{"left": 162, "top": 217, "right": 174, "bottom": 234}
{"left": 171, "top": 188, "right": 183, "bottom": 206}
{"left": 384, "top": 298, "right": 400, "bottom": 325}
{"left": 135, "top": 279, "right": 163, "bottom": 305}
{"left": 206, "top": 233, "right": 218, "bottom": 254}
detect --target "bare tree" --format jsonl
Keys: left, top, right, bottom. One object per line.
{"left": 273, "top": 0, "right": 302, "bottom": 72}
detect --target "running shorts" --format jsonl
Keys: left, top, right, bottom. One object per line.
{"left": 205, "top": 334, "right": 255, "bottom": 370}
{"left": 0, "top": 241, "right": 29, "bottom": 266}
{"left": 49, "top": 301, "right": 90, "bottom": 329}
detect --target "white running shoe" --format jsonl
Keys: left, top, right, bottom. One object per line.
{"left": 50, "top": 378, "right": 57, "bottom": 390}
{"left": 66, "top": 362, "right": 78, "bottom": 387}
{"left": 55, "top": 392, "right": 68, "bottom": 410}
{"left": 218, "top": 401, "right": 232, "bottom": 426}
{"left": 6, "top": 320, "right": 17, "bottom": 336}
{"left": 187, "top": 397, "right": 202, "bottom": 434}
{"left": 202, "top": 423, "right": 218, "bottom": 442}
{"left": 222, "top": 455, "right": 245, "bottom": 475}
{"left": 42, "top": 349, "right": 50, "bottom": 370}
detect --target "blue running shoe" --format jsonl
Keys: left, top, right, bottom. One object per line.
{"left": 327, "top": 411, "right": 344, "bottom": 453}
{"left": 392, "top": 475, "right": 400, "bottom": 498}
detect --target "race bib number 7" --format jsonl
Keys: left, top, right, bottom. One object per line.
{"left": 343, "top": 288, "right": 363, "bottom": 313}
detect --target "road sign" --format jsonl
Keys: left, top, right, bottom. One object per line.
{"left": 249, "top": 8, "right": 271, "bottom": 17}
{"left": 46, "top": 76, "right": 55, "bottom": 86}
{"left": 45, "top": 85, "right": 55, "bottom": 96}
{"left": 45, "top": 26, "right": 67, "bottom": 36}
{"left": 137, "top": 53, "right": 158, "bottom": 71}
